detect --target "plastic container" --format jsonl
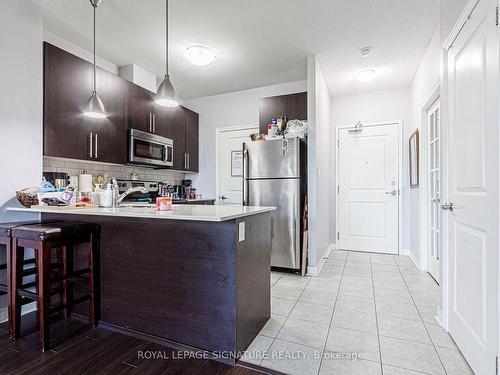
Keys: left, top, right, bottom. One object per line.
{"left": 156, "top": 196, "right": 172, "bottom": 211}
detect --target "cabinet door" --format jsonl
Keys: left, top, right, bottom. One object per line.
{"left": 184, "top": 108, "right": 199, "bottom": 172}
{"left": 155, "top": 106, "right": 185, "bottom": 170}
{"left": 127, "top": 82, "right": 154, "bottom": 133}
{"left": 44, "top": 43, "right": 96, "bottom": 160}
{"left": 284, "top": 92, "right": 307, "bottom": 121}
{"left": 93, "top": 69, "right": 128, "bottom": 164}
{"left": 259, "top": 95, "right": 284, "bottom": 133}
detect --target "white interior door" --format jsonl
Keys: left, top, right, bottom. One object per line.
{"left": 445, "top": 0, "right": 498, "bottom": 373}
{"left": 217, "top": 127, "right": 258, "bottom": 204}
{"left": 337, "top": 123, "right": 399, "bottom": 254}
{"left": 427, "top": 99, "right": 441, "bottom": 282}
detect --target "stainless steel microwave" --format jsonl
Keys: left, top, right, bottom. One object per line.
{"left": 128, "top": 129, "right": 173, "bottom": 167}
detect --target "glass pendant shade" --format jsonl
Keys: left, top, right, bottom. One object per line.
{"left": 84, "top": 91, "right": 106, "bottom": 119}
{"left": 155, "top": 74, "right": 179, "bottom": 107}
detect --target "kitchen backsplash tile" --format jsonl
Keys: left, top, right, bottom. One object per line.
{"left": 43, "top": 156, "right": 185, "bottom": 185}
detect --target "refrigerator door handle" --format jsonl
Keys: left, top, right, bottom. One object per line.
{"left": 242, "top": 144, "right": 249, "bottom": 205}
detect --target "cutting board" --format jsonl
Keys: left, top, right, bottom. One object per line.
{"left": 30, "top": 204, "right": 99, "bottom": 210}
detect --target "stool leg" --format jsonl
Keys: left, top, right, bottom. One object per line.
{"left": 10, "top": 240, "right": 23, "bottom": 340}
{"left": 88, "top": 237, "right": 97, "bottom": 327}
{"left": 6, "top": 238, "right": 12, "bottom": 338}
{"left": 61, "top": 245, "right": 73, "bottom": 318}
{"left": 37, "top": 243, "right": 51, "bottom": 352}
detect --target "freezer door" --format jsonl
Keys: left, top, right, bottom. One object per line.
{"left": 248, "top": 178, "right": 300, "bottom": 269}
{"left": 245, "top": 138, "right": 299, "bottom": 179}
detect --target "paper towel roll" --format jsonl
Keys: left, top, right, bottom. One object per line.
{"left": 79, "top": 174, "right": 93, "bottom": 192}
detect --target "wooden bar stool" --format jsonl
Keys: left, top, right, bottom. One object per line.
{"left": 10, "top": 221, "right": 100, "bottom": 351}
{"left": 0, "top": 221, "right": 42, "bottom": 338}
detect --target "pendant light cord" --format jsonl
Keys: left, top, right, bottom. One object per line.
{"left": 93, "top": 2, "right": 97, "bottom": 93}
{"left": 165, "top": 0, "right": 169, "bottom": 77}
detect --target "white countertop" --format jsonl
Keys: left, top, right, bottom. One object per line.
{"left": 7, "top": 205, "right": 275, "bottom": 222}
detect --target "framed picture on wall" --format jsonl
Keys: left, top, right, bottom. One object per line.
{"left": 409, "top": 129, "right": 419, "bottom": 187}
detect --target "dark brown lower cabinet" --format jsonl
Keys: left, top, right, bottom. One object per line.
{"left": 43, "top": 212, "right": 271, "bottom": 366}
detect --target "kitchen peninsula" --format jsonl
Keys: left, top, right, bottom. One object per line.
{"left": 8, "top": 205, "right": 275, "bottom": 364}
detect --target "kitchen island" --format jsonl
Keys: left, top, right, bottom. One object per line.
{"left": 7, "top": 205, "right": 275, "bottom": 364}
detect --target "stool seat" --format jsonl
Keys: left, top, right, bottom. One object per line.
{"left": 11, "top": 222, "right": 97, "bottom": 242}
{"left": 0, "top": 221, "right": 46, "bottom": 238}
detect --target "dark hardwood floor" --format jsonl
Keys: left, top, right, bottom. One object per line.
{"left": 0, "top": 313, "right": 267, "bottom": 375}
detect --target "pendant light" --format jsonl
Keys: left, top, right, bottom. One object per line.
{"left": 84, "top": 0, "right": 106, "bottom": 119}
{"left": 155, "top": 0, "right": 179, "bottom": 107}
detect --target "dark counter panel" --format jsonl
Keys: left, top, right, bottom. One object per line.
{"left": 42, "top": 212, "right": 271, "bottom": 363}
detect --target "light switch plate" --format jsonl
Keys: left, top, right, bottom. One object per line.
{"left": 238, "top": 222, "right": 245, "bottom": 242}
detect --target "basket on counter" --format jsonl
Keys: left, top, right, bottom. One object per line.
{"left": 16, "top": 190, "right": 39, "bottom": 208}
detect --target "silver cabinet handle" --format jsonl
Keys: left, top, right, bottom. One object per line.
{"left": 184, "top": 153, "right": 187, "bottom": 169}
{"left": 441, "top": 202, "right": 454, "bottom": 211}
{"left": 153, "top": 113, "right": 156, "bottom": 133}
{"left": 187, "top": 153, "right": 190, "bottom": 170}
{"left": 149, "top": 113, "right": 152, "bottom": 132}
{"left": 88, "top": 132, "right": 93, "bottom": 158}
{"left": 94, "top": 133, "right": 98, "bottom": 159}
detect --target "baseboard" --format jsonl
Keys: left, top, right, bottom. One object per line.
{"left": 0, "top": 302, "right": 37, "bottom": 324}
{"left": 307, "top": 243, "right": 335, "bottom": 276}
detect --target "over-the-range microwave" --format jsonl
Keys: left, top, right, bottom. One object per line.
{"left": 128, "top": 128, "right": 173, "bottom": 167}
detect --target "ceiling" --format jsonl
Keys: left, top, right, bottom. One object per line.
{"left": 33, "top": 0, "right": 439, "bottom": 99}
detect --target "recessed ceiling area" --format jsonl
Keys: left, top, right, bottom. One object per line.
{"left": 33, "top": 0, "right": 439, "bottom": 99}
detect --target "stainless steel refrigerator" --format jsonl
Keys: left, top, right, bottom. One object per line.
{"left": 243, "top": 138, "right": 307, "bottom": 270}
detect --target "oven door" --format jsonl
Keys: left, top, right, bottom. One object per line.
{"left": 128, "top": 129, "right": 173, "bottom": 167}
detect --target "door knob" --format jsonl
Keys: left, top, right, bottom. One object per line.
{"left": 220, "top": 195, "right": 228, "bottom": 200}
{"left": 385, "top": 190, "right": 398, "bottom": 196}
{"left": 441, "top": 202, "right": 454, "bottom": 211}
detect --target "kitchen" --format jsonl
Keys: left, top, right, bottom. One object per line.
{"left": 0, "top": 0, "right": 489, "bottom": 374}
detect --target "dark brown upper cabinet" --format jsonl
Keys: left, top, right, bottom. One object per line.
{"left": 258, "top": 92, "right": 307, "bottom": 134}
{"left": 184, "top": 108, "right": 199, "bottom": 173}
{"left": 43, "top": 42, "right": 200, "bottom": 172}
{"left": 126, "top": 82, "right": 155, "bottom": 134}
{"left": 155, "top": 105, "right": 186, "bottom": 170}
{"left": 43, "top": 42, "right": 127, "bottom": 164}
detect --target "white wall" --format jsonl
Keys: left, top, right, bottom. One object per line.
{"left": 0, "top": 0, "right": 43, "bottom": 317}
{"left": 183, "top": 80, "right": 307, "bottom": 198}
{"left": 307, "top": 56, "right": 333, "bottom": 272}
{"left": 330, "top": 87, "right": 412, "bottom": 250}
{"left": 410, "top": 27, "right": 441, "bottom": 265}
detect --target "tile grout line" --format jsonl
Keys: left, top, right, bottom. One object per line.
{"left": 370, "top": 254, "right": 385, "bottom": 375}
{"left": 394, "top": 258, "right": 449, "bottom": 375}
{"left": 262, "top": 270, "right": 314, "bottom": 366}
{"left": 317, "top": 251, "right": 348, "bottom": 375}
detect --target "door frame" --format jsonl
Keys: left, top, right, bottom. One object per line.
{"left": 418, "top": 84, "right": 441, "bottom": 276}
{"left": 335, "top": 120, "right": 403, "bottom": 254}
{"left": 215, "top": 124, "right": 258, "bottom": 204}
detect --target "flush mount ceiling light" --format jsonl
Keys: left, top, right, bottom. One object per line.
{"left": 155, "top": 0, "right": 179, "bottom": 107}
{"left": 355, "top": 68, "right": 377, "bottom": 82}
{"left": 84, "top": 0, "right": 106, "bottom": 119}
{"left": 184, "top": 45, "right": 218, "bottom": 66}
{"left": 359, "top": 47, "right": 373, "bottom": 58}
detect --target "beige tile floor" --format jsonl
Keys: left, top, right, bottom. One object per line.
{"left": 242, "top": 250, "right": 474, "bottom": 375}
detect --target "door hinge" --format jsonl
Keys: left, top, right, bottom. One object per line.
{"left": 337, "top": 186, "right": 340, "bottom": 194}
{"left": 496, "top": 356, "right": 498, "bottom": 375}
{"left": 496, "top": 6, "right": 499, "bottom": 26}
{"left": 337, "top": 232, "right": 339, "bottom": 240}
